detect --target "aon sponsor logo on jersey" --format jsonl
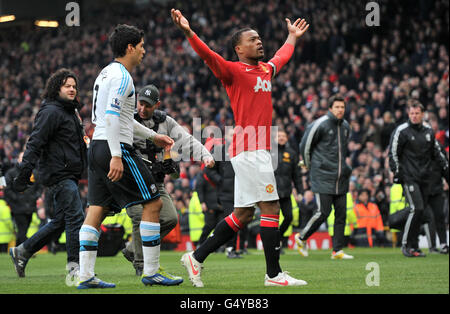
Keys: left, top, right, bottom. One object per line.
{"left": 254, "top": 76, "right": 272, "bottom": 92}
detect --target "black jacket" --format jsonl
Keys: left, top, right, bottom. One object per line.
{"left": 388, "top": 120, "right": 448, "bottom": 184}
{"left": 299, "top": 111, "right": 352, "bottom": 195}
{"left": 272, "top": 144, "right": 303, "bottom": 198}
{"left": 19, "top": 98, "right": 87, "bottom": 187}
{"left": 195, "top": 172, "right": 220, "bottom": 211}
{"left": 205, "top": 143, "right": 235, "bottom": 205}
{"left": 429, "top": 143, "right": 449, "bottom": 195}
{"left": 4, "top": 165, "right": 43, "bottom": 214}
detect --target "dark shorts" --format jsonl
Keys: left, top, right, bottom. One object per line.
{"left": 88, "top": 140, "right": 160, "bottom": 212}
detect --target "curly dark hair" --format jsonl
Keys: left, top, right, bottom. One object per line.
{"left": 109, "top": 24, "right": 144, "bottom": 58}
{"left": 42, "top": 68, "right": 78, "bottom": 100}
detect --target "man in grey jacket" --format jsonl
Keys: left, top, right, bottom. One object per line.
{"left": 122, "top": 84, "right": 214, "bottom": 275}
{"left": 295, "top": 95, "right": 354, "bottom": 259}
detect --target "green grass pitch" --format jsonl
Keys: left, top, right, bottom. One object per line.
{"left": 0, "top": 248, "right": 448, "bottom": 294}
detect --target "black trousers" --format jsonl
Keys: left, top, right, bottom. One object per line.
{"left": 425, "top": 192, "right": 447, "bottom": 247}
{"left": 279, "top": 197, "right": 293, "bottom": 239}
{"left": 299, "top": 193, "right": 347, "bottom": 251}
{"left": 402, "top": 182, "right": 429, "bottom": 249}
{"left": 198, "top": 208, "right": 225, "bottom": 245}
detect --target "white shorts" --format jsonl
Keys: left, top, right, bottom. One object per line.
{"left": 230, "top": 150, "right": 279, "bottom": 208}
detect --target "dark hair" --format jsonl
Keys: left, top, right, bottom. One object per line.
{"left": 231, "top": 27, "right": 253, "bottom": 53}
{"left": 407, "top": 99, "right": 424, "bottom": 112}
{"left": 358, "top": 188, "right": 370, "bottom": 196}
{"left": 42, "top": 68, "right": 78, "bottom": 100}
{"left": 328, "top": 94, "right": 346, "bottom": 108}
{"left": 109, "top": 24, "right": 144, "bottom": 58}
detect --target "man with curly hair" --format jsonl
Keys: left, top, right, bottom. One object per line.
{"left": 9, "top": 68, "right": 87, "bottom": 281}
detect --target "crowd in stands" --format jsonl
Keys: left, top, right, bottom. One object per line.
{"left": 0, "top": 0, "right": 448, "bottom": 244}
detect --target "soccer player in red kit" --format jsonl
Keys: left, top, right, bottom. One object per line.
{"left": 172, "top": 8, "right": 309, "bottom": 287}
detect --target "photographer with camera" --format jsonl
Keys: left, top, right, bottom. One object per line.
{"left": 122, "top": 84, "right": 214, "bottom": 275}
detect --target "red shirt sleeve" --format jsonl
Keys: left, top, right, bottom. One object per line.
{"left": 188, "top": 34, "right": 234, "bottom": 85}
{"left": 268, "top": 43, "right": 294, "bottom": 77}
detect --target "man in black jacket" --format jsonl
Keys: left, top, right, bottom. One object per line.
{"left": 196, "top": 170, "right": 222, "bottom": 246}
{"left": 295, "top": 95, "right": 354, "bottom": 259}
{"left": 9, "top": 69, "right": 87, "bottom": 279}
{"left": 272, "top": 129, "right": 302, "bottom": 248}
{"left": 426, "top": 142, "right": 449, "bottom": 254}
{"left": 4, "top": 152, "right": 43, "bottom": 246}
{"left": 388, "top": 102, "right": 449, "bottom": 257}
{"left": 205, "top": 129, "right": 248, "bottom": 257}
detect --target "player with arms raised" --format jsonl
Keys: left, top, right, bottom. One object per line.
{"left": 172, "top": 8, "right": 310, "bottom": 287}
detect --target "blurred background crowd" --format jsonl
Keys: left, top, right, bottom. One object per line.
{"left": 0, "top": 0, "right": 448, "bottom": 248}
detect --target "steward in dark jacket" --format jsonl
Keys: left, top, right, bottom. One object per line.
{"left": 272, "top": 130, "right": 303, "bottom": 245}
{"left": 205, "top": 142, "right": 235, "bottom": 208}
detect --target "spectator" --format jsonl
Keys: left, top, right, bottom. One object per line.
{"left": 352, "top": 189, "right": 386, "bottom": 247}
{"left": 3, "top": 152, "right": 43, "bottom": 246}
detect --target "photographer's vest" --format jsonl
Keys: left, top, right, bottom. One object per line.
{"left": 188, "top": 192, "right": 204, "bottom": 243}
{"left": 389, "top": 184, "right": 406, "bottom": 232}
{"left": 0, "top": 200, "right": 14, "bottom": 244}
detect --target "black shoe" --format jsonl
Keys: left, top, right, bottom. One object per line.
{"left": 226, "top": 248, "right": 243, "bottom": 259}
{"left": 429, "top": 247, "right": 440, "bottom": 254}
{"left": 414, "top": 249, "right": 426, "bottom": 257}
{"left": 440, "top": 245, "right": 449, "bottom": 254}
{"left": 135, "top": 266, "right": 143, "bottom": 276}
{"left": 402, "top": 246, "right": 421, "bottom": 257}
{"left": 9, "top": 247, "right": 29, "bottom": 277}
{"left": 121, "top": 248, "right": 134, "bottom": 263}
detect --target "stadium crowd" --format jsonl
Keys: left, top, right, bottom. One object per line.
{"left": 0, "top": 0, "right": 448, "bottom": 249}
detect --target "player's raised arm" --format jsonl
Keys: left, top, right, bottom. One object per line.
{"left": 268, "top": 17, "right": 309, "bottom": 78}
{"left": 171, "top": 8, "right": 194, "bottom": 38}
{"left": 171, "top": 8, "right": 233, "bottom": 84}
{"left": 284, "top": 18, "right": 309, "bottom": 46}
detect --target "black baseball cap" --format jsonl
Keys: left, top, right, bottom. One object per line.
{"left": 138, "top": 84, "right": 160, "bottom": 106}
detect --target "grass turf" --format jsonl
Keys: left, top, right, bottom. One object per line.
{"left": 0, "top": 247, "right": 448, "bottom": 294}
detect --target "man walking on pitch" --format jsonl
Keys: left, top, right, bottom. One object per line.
{"left": 172, "top": 8, "right": 309, "bottom": 287}
{"left": 77, "top": 24, "right": 176, "bottom": 289}
{"left": 9, "top": 69, "right": 87, "bottom": 279}
{"left": 295, "top": 95, "right": 354, "bottom": 260}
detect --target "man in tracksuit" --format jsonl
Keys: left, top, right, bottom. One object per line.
{"left": 388, "top": 102, "right": 449, "bottom": 257}
{"left": 295, "top": 94, "right": 354, "bottom": 259}
{"left": 9, "top": 68, "right": 87, "bottom": 278}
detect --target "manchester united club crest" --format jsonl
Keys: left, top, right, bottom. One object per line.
{"left": 260, "top": 64, "right": 269, "bottom": 73}
{"left": 266, "top": 184, "right": 274, "bottom": 193}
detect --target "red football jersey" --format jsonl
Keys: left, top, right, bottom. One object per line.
{"left": 188, "top": 34, "right": 294, "bottom": 157}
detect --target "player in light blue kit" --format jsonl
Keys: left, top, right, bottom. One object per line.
{"left": 77, "top": 24, "right": 179, "bottom": 289}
